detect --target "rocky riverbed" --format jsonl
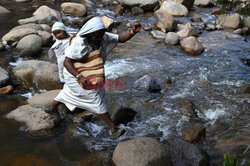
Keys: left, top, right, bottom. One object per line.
{"left": 0, "top": 0, "right": 249, "bottom": 165}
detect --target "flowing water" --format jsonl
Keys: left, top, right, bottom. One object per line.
{"left": 0, "top": 1, "right": 249, "bottom": 165}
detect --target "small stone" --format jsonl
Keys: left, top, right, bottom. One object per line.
{"left": 151, "top": 30, "right": 166, "bottom": 39}
{"left": 191, "top": 17, "right": 202, "bottom": 22}
{"left": 205, "top": 23, "right": 216, "bottom": 31}
{"left": 61, "top": 2, "right": 87, "bottom": 17}
{"left": 160, "top": 1, "right": 189, "bottom": 17}
{"left": 165, "top": 32, "right": 180, "bottom": 46}
{"left": 210, "top": 8, "right": 221, "bottom": 15}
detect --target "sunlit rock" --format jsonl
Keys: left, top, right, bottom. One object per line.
{"left": 177, "top": 23, "right": 198, "bottom": 39}
{"left": 113, "top": 137, "right": 173, "bottom": 166}
{"left": 61, "top": 2, "right": 87, "bottom": 17}
{"left": 160, "top": 1, "right": 188, "bottom": 17}
{"left": 0, "top": 5, "right": 10, "bottom": 14}
{"left": 151, "top": 30, "right": 166, "bottom": 39}
{"left": 154, "top": 9, "right": 177, "bottom": 33}
{"left": 33, "top": 5, "right": 61, "bottom": 21}
{"left": 118, "top": 0, "right": 160, "bottom": 11}
{"left": 180, "top": 36, "right": 204, "bottom": 56}
{"left": 163, "top": 0, "right": 195, "bottom": 10}
{"left": 37, "top": 30, "right": 53, "bottom": 46}
{"left": 18, "top": 14, "right": 58, "bottom": 26}
{"left": 216, "top": 13, "right": 241, "bottom": 30}
{"left": 194, "top": 0, "right": 213, "bottom": 7}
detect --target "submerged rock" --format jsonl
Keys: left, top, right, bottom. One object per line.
{"left": 33, "top": 5, "right": 61, "bottom": 21}
{"left": 151, "top": 30, "right": 166, "bottom": 39}
{"left": 180, "top": 36, "right": 204, "bottom": 56}
{"left": 113, "top": 137, "right": 173, "bottom": 166}
{"left": 61, "top": 2, "right": 87, "bottom": 17}
{"left": 160, "top": 1, "right": 189, "bottom": 17}
{"left": 216, "top": 13, "right": 241, "bottom": 30}
{"left": 154, "top": 9, "right": 177, "bottom": 33}
{"left": 7, "top": 105, "right": 60, "bottom": 132}
{"left": 165, "top": 32, "right": 180, "bottom": 45}
{"left": 0, "top": 67, "right": 9, "bottom": 87}
{"left": 163, "top": 137, "right": 209, "bottom": 166}
{"left": 134, "top": 75, "right": 162, "bottom": 92}
{"left": 182, "top": 123, "right": 205, "bottom": 142}
{"left": 18, "top": 14, "right": 58, "bottom": 26}
{"left": 194, "top": 0, "right": 213, "bottom": 7}
{"left": 0, "top": 5, "right": 10, "bottom": 14}
{"left": 13, "top": 60, "right": 61, "bottom": 91}
{"left": 118, "top": 0, "right": 160, "bottom": 11}
{"left": 16, "top": 34, "right": 43, "bottom": 57}
{"left": 112, "top": 107, "right": 137, "bottom": 126}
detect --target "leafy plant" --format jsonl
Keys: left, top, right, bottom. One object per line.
{"left": 223, "top": 145, "right": 250, "bottom": 166}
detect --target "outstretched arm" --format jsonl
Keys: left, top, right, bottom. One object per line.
{"left": 118, "top": 21, "right": 141, "bottom": 43}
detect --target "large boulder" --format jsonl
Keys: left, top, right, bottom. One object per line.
{"left": 39, "top": 24, "right": 51, "bottom": 32}
{"left": 113, "top": 137, "right": 173, "bottom": 166}
{"left": 61, "top": 2, "right": 87, "bottom": 17}
{"left": 2, "top": 29, "right": 37, "bottom": 43}
{"left": 0, "top": 5, "right": 10, "bottom": 14}
{"left": 0, "top": 67, "right": 9, "bottom": 86}
{"left": 37, "top": 30, "right": 53, "bottom": 46}
{"left": 164, "top": 0, "right": 194, "bottom": 10}
{"left": 7, "top": 105, "right": 60, "bottom": 132}
{"left": 216, "top": 13, "right": 241, "bottom": 30}
{"left": 163, "top": 137, "right": 209, "bottom": 166}
{"left": 242, "top": 16, "right": 250, "bottom": 28}
{"left": 16, "top": 34, "right": 43, "bottom": 57}
{"left": 13, "top": 60, "right": 61, "bottom": 90}
{"left": 180, "top": 36, "right": 204, "bottom": 56}
{"left": 27, "top": 90, "right": 61, "bottom": 107}
{"left": 18, "top": 14, "right": 58, "bottom": 26}
{"left": 177, "top": 23, "right": 198, "bottom": 39}
{"left": 165, "top": 32, "right": 180, "bottom": 46}
{"left": 111, "top": 107, "right": 137, "bottom": 126}
{"left": 15, "top": 0, "right": 31, "bottom": 2}
{"left": 154, "top": 9, "right": 177, "bottom": 33}
{"left": 194, "top": 0, "right": 213, "bottom": 7}
{"left": 10, "top": 23, "right": 44, "bottom": 32}
{"left": 118, "top": 0, "right": 160, "bottom": 11}
{"left": 160, "top": 1, "right": 188, "bottom": 17}
{"left": 33, "top": 5, "right": 61, "bottom": 20}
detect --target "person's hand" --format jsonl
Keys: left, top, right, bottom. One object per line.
{"left": 78, "top": 76, "right": 87, "bottom": 89}
{"left": 132, "top": 21, "right": 141, "bottom": 34}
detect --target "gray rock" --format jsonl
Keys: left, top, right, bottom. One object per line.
{"left": 0, "top": 67, "right": 9, "bottom": 86}
{"left": 233, "top": 28, "right": 242, "bottom": 35}
{"left": 205, "top": 23, "right": 216, "bottom": 31}
{"left": 112, "top": 107, "right": 137, "bottom": 126}
{"left": 39, "top": 24, "right": 51, "bottom": 32}
{"left": 113, "top": 137, "right": 173, "bottom": 166}
{"left": 118, "top": 0, "right": 160, "bottom": 11}
{"left": 154, "top": 9, "right": 177, "bottom": 33}
{"left": 10, "top": 24, "right": 44, "bottom": 32}
{"left": 165, "top": 32, "right": 180, "bottom": 45}
{"left": 133, "top": 75, "right": 162, "bottom": 92}
{"left": 131, "top": 6, "right": 144, "bottom": 15}
{"left": 0, "top": 5, "right": 10, "bottom": 14}
{"left": 160, "top": 1, "right": 188, "bottom": 17}
{"left": 37, "top": 30, "right": 53, "bottom": 46}
{"left": 2, "top": 28, "right": 38, "bottom": 43}
{"left": 180, "top": 36, "right": 204, "bottom": 56}
{"left": 177, "top": 23, "right": 198, "bottom": 39}
{"left": 151, "top": 30, "right": 166, "bottom": 39}
{"left": 16, "top": 34, "right": 43, "bottom": 57}
{"left": 15, "top": 0, "right": 32, "bottom": 2}
{"left": 163, "top": 137, "right": 209, "bottom": 166}
{"left": 33, "top": 5, "right": 61, "bottom": 21}
{"left": 7, "top": 105, "right": 60, "bottom": 132}
{"left": 178, "top": 99, "right": 197, "bottom": 118}
{"left": 216, "top": 13, "right": 241, "bottom": 30}
{"left": 61, "top": 2, "right": 87, "bottom": 17}
{"left": 13, "top": 60, "right": 61, "bottom": 91}
{"left": 164, "top": 0, "right": 194, "bottom": 10}
{"left": 18, "top": 14, "right": 58, "bottom": 26}
{"left": 194, "top": 0, "right": 213, "bottom": 7}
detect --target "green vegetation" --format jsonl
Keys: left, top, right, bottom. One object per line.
{"left": 223, "top": 145, "right": 250, "bottom": 166}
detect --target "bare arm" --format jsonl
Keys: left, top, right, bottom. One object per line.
{"left": 118, "top": 21, "right": 141, "bottom": 43}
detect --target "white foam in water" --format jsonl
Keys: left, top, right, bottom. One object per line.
{"left": 9, "top": 58, "right": 24, "bottom": 66}
{"left": 205, "top": 108, "right": 226, "bottom": 121}
{"left": 96, "top": 8, "right": 116, "bottom": 17}
{"left": 85, "top": 123, "right": 104, "bottom": 137}
{"left": 212, "top": 80, "right": 244, "bottom": 87}
{"left": 20, "top": 92, "right": 33, "bottom": 98}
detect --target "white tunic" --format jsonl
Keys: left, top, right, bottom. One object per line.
{"left": 55, "top": 32, "right": 119, "bottom": 113}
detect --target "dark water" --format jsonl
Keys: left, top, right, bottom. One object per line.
{"left": 0, "top": 1, "right": 250, "bottom": 165}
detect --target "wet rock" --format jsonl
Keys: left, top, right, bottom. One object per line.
{"left": 37, "top": 30, "right": 53, "bottom": 46}
{"left": 180, "top": 36, "right": 204, "bottom": 56}
{"left": 151, "top": 30, "right": 166, "bottom": 39}
{"left": 16, "top": 34, "right": 43, "bottom": 57}
{"left": 33, "top": 5, "right": 61, "bottom": 21}
{"left": 160, "top": 1, "right": 188, "bottom": 17}
{"left": 78, "top": 151, "right": 112, "bottom": 166}
{"left": 113, "top": 137, "right": 173, "bottom": 166}
{"left": 205, "top": 23, "right": 216, "bottom": 31}
{"left": 10, "top": 23, "right": 44, "bottom": 32}
{"left": 27, "top": 90, "right": 61, "bottom": 107}
{"left": 163, "top": 137, "right": 209, "bottom": 166}
{"left": 182, "top": 123, "right": 205, "bottom": 142}
{"left": 177, "top": 23, "right": 198, "bottom": 39}
{"left": 0, "top": 85, "right": 13, "bottom": 95}
{"left": 2, "top": 29, "right": 38, "bottom": 44}
{"left": 210, "top": 7, "right": 221, "bottom": 15}
{"left": 111, "top": 107, "right": 137, "bottom": 126}
{"left": 242, "top": 16, "right": 250, "bottom": 28}
{"left": 118, "top": 0, "right": 160, "bottom": 11}
{"left": 61, "top": 2, "right": 87, "bottom": 17}
{"left": 191, "top": 17, "right": 202, "bottom": 22}
{"left": 11, "top": 153, "right": 54, "bottom": 166}
{"left": 154, "top": 9, "right": 177, "bottom": 33}
{"left": 15, "top": 0, "right": 32, "bottom": 2}
{"left": 7, "top": 105, "right": 60, "bottom": 132}
{"left": 0, "top": 5, "right": 10, "bottom": 14}
{"left": 233, "top": 28, "right": 242, "bottom": 35}
{"left": 39, "top": 24, "right": 51, "bottom": 32}
{"left": 165, "top": 32, "right": 180, "bottom": 46}
{"left": 18, "top": 14, "right": 58, "bottom": 26}
{"left": 194, "top": 0, "right": 213, "bottom": 7}
{"left": 216, "top": 13, "right": 241, "bottom": 30}
{"left": 0, "top": 67, "right": 9, "bottom": 87}
{"left": 133, "top": 75, "right": 162, "bottom": 92}
{"left": 242, "top": 27, "right": 250, "bottom": 35}
{"left": 13, "top": 60, "right": 61, "bottom": 91}
{"left": 178, "top": 99, "right": 197, "bottom": 118}
{"left": 74, "top": 110, "right": 94, "bottom": 123}
{"left": 131, "top": 6, "right": 144, "bottom": 15}
{"left": 164, "top": 0, "right": 194, "bottom": 10}
{"left": 101, "top": 16, "right": 120, "bottom": 31}
{"left": 114, "top": 5, "right": 123, "bottom": 15}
